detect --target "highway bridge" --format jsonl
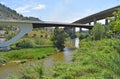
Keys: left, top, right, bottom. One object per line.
{"left": 73, "top": 5, "right": 120, "bottom": 24}
{"left": 0, "top": 20, "right": 93, "bottom": 50}
{"left": 0, "top": 5, "right": 119, "bottom": 50}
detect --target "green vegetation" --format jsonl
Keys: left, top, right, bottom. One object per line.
{"left": 0, "top": 47, "right": 56, "bottom": 62}
{"left": 91, "top": 23, "right": 105, "bottom": 40}
{"left": 14, "top": 38, "right": 36, "bottom": 49}
{"left": 51, "top": 27, "right": 68, "bottom": 51}
{"left": 109, "top": 8, "right": 120, "bottom": 33}
{"left": 0, "top": 3, "right": 40, "bottom": 20}
{"left": 76, "top": 31, "right": 89, "bottom": 40}
{"left": 8, "top": 38, "right": 120, "bottom": 79}
{"left": 1, "top": 3, "right": 120, "bottom": 79}
{"left": 50, "top": 38, "right": 120, "bottom": 79}
{"left": 7, "top": 8, "right": 120, "bottom": 79}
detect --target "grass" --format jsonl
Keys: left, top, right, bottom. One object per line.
{"left": 48, "top": 38, "right": 120, "bottom": 79}
{"left": 0, "top": 47, "right": 57, "bottom": 61}
{"left": 6, "top": 38, "right": 120, "bottom": 79}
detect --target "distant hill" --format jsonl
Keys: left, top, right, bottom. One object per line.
{"left": 0, "top": 3, "right": 41, "bottom": 21}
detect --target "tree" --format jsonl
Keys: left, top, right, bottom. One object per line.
{"left": 51, "top": 27, "right": 68, "bottom": 51}
{"left": 91, "top": 23, "right": 105, "bottom": 40}
{"left": 109, "top": 8, "right": 120, "bottom": 33}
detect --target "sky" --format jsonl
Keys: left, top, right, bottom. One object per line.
{"left": 0, "top": 0, "right": 119, "bottom": 23}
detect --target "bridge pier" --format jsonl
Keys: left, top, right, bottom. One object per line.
{"left": 105, "top": 19, "right": 108, "bottom": 25}
{"left": 94, "top": 17, "right": 97, "bottom": 24}
{"left": 72, "top": 27, "right": 76, "bottom": 39}
{"left": 89, "top": 22, "right": 91, "bottom": 25}
{"left": 0, "top": 24, "right": 33, "bottom": 50}
{"left": 79, "top": 27, "right": 82, "bottom": 32}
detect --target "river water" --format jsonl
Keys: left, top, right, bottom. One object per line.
{"left": 0, "top": 38, "right": 79, "bottom": 79}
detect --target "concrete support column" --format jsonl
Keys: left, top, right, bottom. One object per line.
{"left": 89, "top": 22, "right": 91, "bottom": 25}
{"left": 79, "top": 27, "right": 82, "bottom": 32}
{"left": 0, "top": 24, "right": 33, "bottom": 50}
{"left": 94, "top": 17, "right": 96, "bottom": 24}
{"left": 105, "top": 19, "right": 108, "bottom": 25}
{"left": 72, "top": 27, "right": 75, "bottom": 39}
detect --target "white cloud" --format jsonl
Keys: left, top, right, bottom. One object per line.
{"left": 15, "top": 6, "right": 30, "bottom": 13}
{"left": 33, "top": 4, "right": 46, "bottom": 10}
{"left": 0, "top": 2, "right": 4, "bottom": 5}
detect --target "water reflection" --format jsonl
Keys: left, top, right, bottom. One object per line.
{"left": 75, "top": 38, "right": 79, "bottom": 48}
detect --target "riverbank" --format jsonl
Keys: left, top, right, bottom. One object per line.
{"left": 0, "top": 47, "right": 57, "bottom": 66}
{"left": 11, "top": 38, "right": 120, "bottom": 79}
{"left": 48, "top": 38, "right": 120, "bottom": 79}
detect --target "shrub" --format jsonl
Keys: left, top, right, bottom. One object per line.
{"left": 0, "top": 55, "right": 7, "bottom": 65}
{"left": 34, "top": 36, "right": 45, "bottom": 45}
{"left": 15, "top": 38, "right": 36, "bottom": 48}
{"left": 19, "top": 63, "right": 44, "bottom": 79}
{"left": 91, "top": 23, "right": 105, "bottom": 40}
{"left": 5, "top": 33, "right": 16, "bottom": 41}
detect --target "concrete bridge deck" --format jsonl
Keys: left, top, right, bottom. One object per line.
{"left": 74, "top": 5, "right": 120, "bottom": 24}
{"left": 0, "top": 20, "right": 93, "bottom": 29}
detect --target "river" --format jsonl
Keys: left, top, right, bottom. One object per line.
{"left": 0, "top": 38, "right": 79, "bottom": 79}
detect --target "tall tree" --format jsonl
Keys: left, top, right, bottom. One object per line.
{"left": 109, "top": 8, "right": 120, "bottom": 33}
{"left": 51, "top": 27, "right": 68, "bottom": 51}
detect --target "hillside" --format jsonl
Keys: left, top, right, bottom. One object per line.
{"left": 0, "top": 3, "right": 40, "bottom": 21}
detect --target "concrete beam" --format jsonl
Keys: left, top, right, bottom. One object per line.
{"left": 0, "top": 24, "right": 33, "bottom": 50}
{"left": 73, "top": 5, "right": 120, "bottom": 24}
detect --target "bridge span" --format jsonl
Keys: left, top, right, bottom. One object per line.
{"left": 0, "top": 5, "right": 119, "bottom": 50}
{"left": 0, "top": 20, "right": 93, "bottom": 50}
{"left": 74, "top": 5, "right": 120, "bottom": 24}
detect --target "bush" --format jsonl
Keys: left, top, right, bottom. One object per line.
{"left": 34, "top": 36, "right": 45, "bottom": 45}
{"left": 91, "top": 23, "right": 105, "bottom": 40}
{"left": 18, "top": 63, "right": 44, "bottom": 79}
{"left": 5, "top": 33, "right": 16, "bottom": 41}
{"left": 0, "top": 55, "right": 7, "bottom": 65}
{"left": 49, "top": 39, "right": 120, "bottom": 78}
{"left": 15, "top": 38, "right": 36, "bottom": 48}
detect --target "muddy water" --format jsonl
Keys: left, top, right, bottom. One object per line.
{"left": 0, "top": 38, "right": 79, "bottom": 79}
{"left": 0, "top": 64, "right": 20, "bottom": 79}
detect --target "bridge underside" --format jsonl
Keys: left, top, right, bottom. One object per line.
{"left": 32, "top": 22, "right": 93, "bottom": 29}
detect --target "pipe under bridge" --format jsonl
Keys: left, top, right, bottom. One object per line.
{"left": 0, "top": 20, "right": 93, "bottom": 50}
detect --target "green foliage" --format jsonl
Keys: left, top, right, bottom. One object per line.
{"left": 0, "top": 3, "right": 40, "bottom": 20}
{"left": 34, "top": 36, "right": 45, "bottom": 45}
{"left": 1, "top": 47, "right": 56, "bottom": 60}
{"left": 108, "top": 8, "right": 120, "bottom": 39}
{"left": 0, "top": 55, "right": 7, "bottom": 65}
{"left": 34, "top": 36, "right": 53, "bottom": 46}
{"left": 91, "top": 23, "right": 105, "bottom": 40}
{"left": 19, "top": 63, "right": 44, "bottom": 79}
{"left": 109, "top": 8, "right": 120, "bottom": 33}
{"left": 52, "top": 28, "right": 68, "bottom": 51}
{"left": 8, "top": 76, "right": 20, "bottom": 79}
{"left": 79, "top": 33, "right": 89, "bottom": 39}
{"left": 15, "top": 38, "right": 36, "bottom": 48}
{"left": 8, "top": 63, "right": 44, "bottom": 79}
{"left": 49, "top": 39, "right": 120, "bottom": 79}
{"left": 6, "top": 39, "right": 120, "bottom": 79}
{"left": 5, "top": 33, "right": 16, "bottom": 41}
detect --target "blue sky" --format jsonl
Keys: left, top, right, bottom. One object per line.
{"left": 0, "top": 0, "right": 119, "bottom": 23}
